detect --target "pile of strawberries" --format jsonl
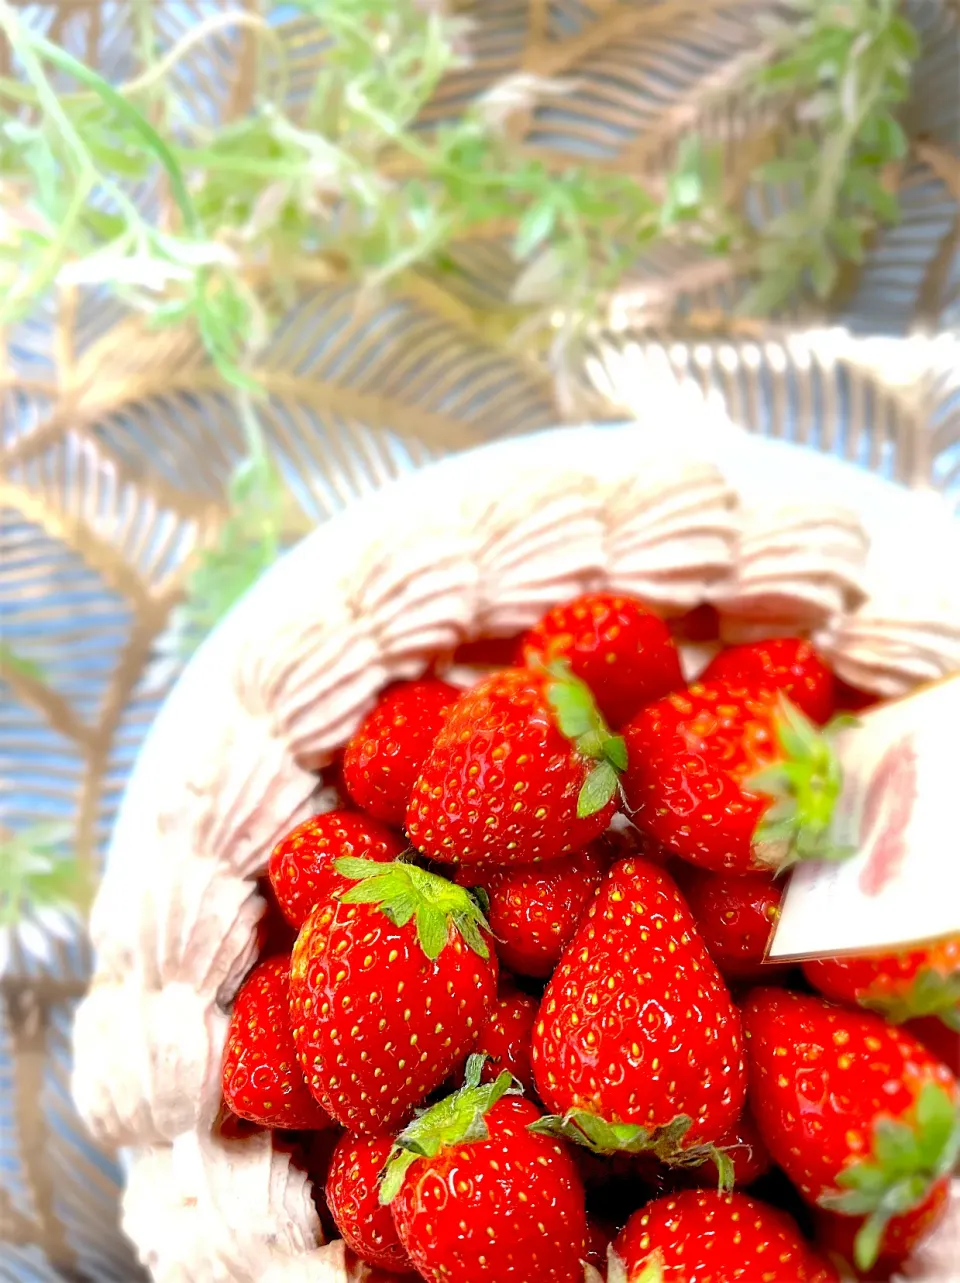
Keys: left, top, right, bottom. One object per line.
{"left": 219, "top": 592, "right": 960, "bottom": 1283}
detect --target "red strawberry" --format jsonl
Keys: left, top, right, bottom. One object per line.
{"left": 268, "top": 810, "right": 405, "bottom": 929}
{"left": 221, "top": 957, "right": 334, "bottom": 1130}
{"left": 383, "top": 1056, "right": 588, "bottom": 1282}
{"left": 742, "top": 988, "right": 960, "bottom": 1272}
{"left": 343, "top": 680, "right": 459, "bottom": 825}
{"left": 676, "top": 867, "right": 784, "bottom": 981}
{"left": 325, "top": 1133, "right": 415, "bottom": 1274}
{"left": 406, "top": 667, "right": 625, "bottom": 867}
{"left": 520, "top": 592, "right": 683, "bottom": 728}
{"left": 530, "top": 858, "right": 746, "bottom": 1166}
{"left": 701, "top": 637, "right": 836, "bottom": 724}
{"left": 803, "top": 937, "right": 960, "bottom": 1031}
{"left": 455, "top": 844, "right": 608, "bottom": 978}
{"left": 622, "top": 681, "right": 847, "bottom": 874}
{"left": 458, "top": 979, "right": 538, "bottom": 1092}
{"left": 608, "top": 1189, "right": 839, "bottom": 1282}
{"left": 816, "top": 1178, "right": 949, "bottom": 1277}
{"left": 290, "top": 859, "right": 497, "bottom": 1133}
{"left": 677, "top": 1107, "right": 772, "bottom": 1189}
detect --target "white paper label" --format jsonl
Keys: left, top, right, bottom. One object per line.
{"left": 769, "top": 674, "right": 960, "bottom": 960}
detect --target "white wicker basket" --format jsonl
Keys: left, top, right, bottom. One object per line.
{"left": 72, "top": 421, "right": 960, "bottom": 1282}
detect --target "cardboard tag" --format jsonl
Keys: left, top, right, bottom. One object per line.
{"left": 769, "top": 674, "right": 960, "bottom": 960}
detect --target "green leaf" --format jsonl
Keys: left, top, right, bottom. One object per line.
{"left": 545, "top": 664, "right": 598, "bottom": 741}
{"left": 334, "top": 858, "right": 491, "bottom": 960}
{"left": 578, "top": 761, "right": 618, "bottom": 818}
{"left": 854, "top": 1211, "right": 887, "bottom": 1273}
{"left": 0, "top": 643, "right": 46, "bottom": 682}
{"left": 514, "top": 199, "right": 557, "bottom": 260}
{"left": 380, "top": 1067, "right": 518, "bottom": 1204}
{"left": 415, "top": 905, "right": 449, "bottom": 960}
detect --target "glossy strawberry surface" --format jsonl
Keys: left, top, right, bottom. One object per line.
{"left": 463, "top": 980, "right": 538, "bottom": 1092}
{"left": 407, "top": 669, "right": 618, "bottom": 867}
{"left": 804, "top": 937, "right": 960, "bottom": 1028}
{"left": 742, "top": 988, "right": 960, "bottom": 1207}
{"left": 325, "top": 1133, "right": 414, "bottom": 1274}
{"left": 221, "top": 956, "right": 334, "bottom": 1130}
{"left": 290, "top": 879, "right": 498, "bottom": 1134}
{"left": 613, "top": 1189, "right": 839, "bottom": 1281}
{"left": 622, "top": 680, "right": 832, "bottom": 874}
{"left": 456, "top": 844, "right": 608, "bottom": 978}
{"left": 701, "top": 637, "right": 836, "bottom": 725}
{"left": 268, "top": 810, "right": 405, "bottom": 929}
{"left": 532, "top": 858, "right": 746, "bottom": 1154}
{"left": 391, "top": 1095, "right": 588, "bottom": 1283}
{"left": 520, "top": 591, "right": 682, "bottom": 727}
{"left": 342, "top": 679, "right": 459, "bottom": 825}
{"left": 677, "top": 866, "right": 784, "bottom": 981}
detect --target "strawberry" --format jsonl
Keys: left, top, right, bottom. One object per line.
{"left": 803, "top": 937, "right": 960, "bottom": 1032}
{"left": 406, "top": 666, "right": 625, "bottom": 867}
{"left": 621, "top": 681, "right": 848, "bottom": 875}
{"left": 519, "top": 592, "right": 683, "bottom": 728}
{"left": 455, "top": 843, "right": 608, "bottom": 978}
{"left": 343, "top": 679, "right": 459, "bottom": 825}
{"left": 290, "top": 858, "right": 497, "bottom": 1133}
{"left": 701, "top": 637, "right": 836, "bottom": 724}
{"left": 221, "top": 956, "right": 334, "bottom": 1130}
{"left": 584, "top": 1218, "right": 614, "bottom": 1271}
{"left": 268, "top": 810, "right": 405, "bottom": 929}
{"left": 742, "top": 988, "right": 960, "bottom": 1271}
{"left": 458, "top": 978, "right": 538, "bottom": 1092}
{"left": 382, "top": 1055, "right": 588, "bottom": 1282}
{"left": 530, "top": 858, "right": 746, "bottom": 1167}
{"left": 816, "top": 1178, "right": 950, "bottom": 1277}
{"left": 676, "top": 866, "right": 784, "bottom": 981}
{"left": 606, "top": 1189, "right": 839, "bottom": 1282}
{"left": 325, "top": 1133, "right": 415, "bottom": 1274}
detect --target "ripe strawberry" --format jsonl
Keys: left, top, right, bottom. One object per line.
{"left": 803, "top": 937, "right": 960, "bottom": 1032}
{"left": 530, "top": 858, "right": 746, "bottom": 1166}
{"left": 383, "top": 1056, "right": 588, "bottom": 1282}
{"left": 622, "top": 681, "right": 847, "bottom": 874}
{"left": 519, "top": 592, "right": 683, "bottom": 728}
{"left": 290, "top": 859, "right": 497, "bottom": 1133}
{"left": 742, "top": 988, "right": 960, "bottom": 1272}
{"left": 455, "top": 843, "right": 608, "bottom": 978}
{"left": 816, "top": 1178, "right": 950, "bottom": 1277}
{"left": 457, "top": 979, "right": 538, "bottom": 1092}
{"left": 676, "top": 866, "right": 784, "bottom": 981}
{"left": 406, "top": 667, "right": 625, "bottom": 867}
{"left": 701, "top": 637, "right": 836, "bottom": 725}
{"left": 607, "top": 1189, "right": 839, "bottom": 1282}
{"left": 343, "top": 679, "right": 459, "bottom": 825}
{"left": 268, "top": 810, "right": 405, "bottom": 929}
{"left": 221, "top": 957, "right": 334, "bottom": 1130}
{"left": 325, "top": 1133, "right": 414, "bottom": 1274}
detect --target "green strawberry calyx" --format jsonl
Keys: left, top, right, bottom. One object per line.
{"left": 528, "top": 1107, "right": 712, "bottom": 1167}
{"left": 748, "top": 698, "right": 856, "bottom": 873}
{"left": 544, "top": 661, "right": 628, "bottom": 818}
{"left": 335, "top": 857, "right": 491, "bottom": 961}
{"left": 860, "top": 967, "right": 960, "bottom": 1031}
{"left": 818, "top": 1080, "right": 960, "bottom": 1271}
{"left": 379, "top": 1054, "right": 521, "bottom": 1204}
